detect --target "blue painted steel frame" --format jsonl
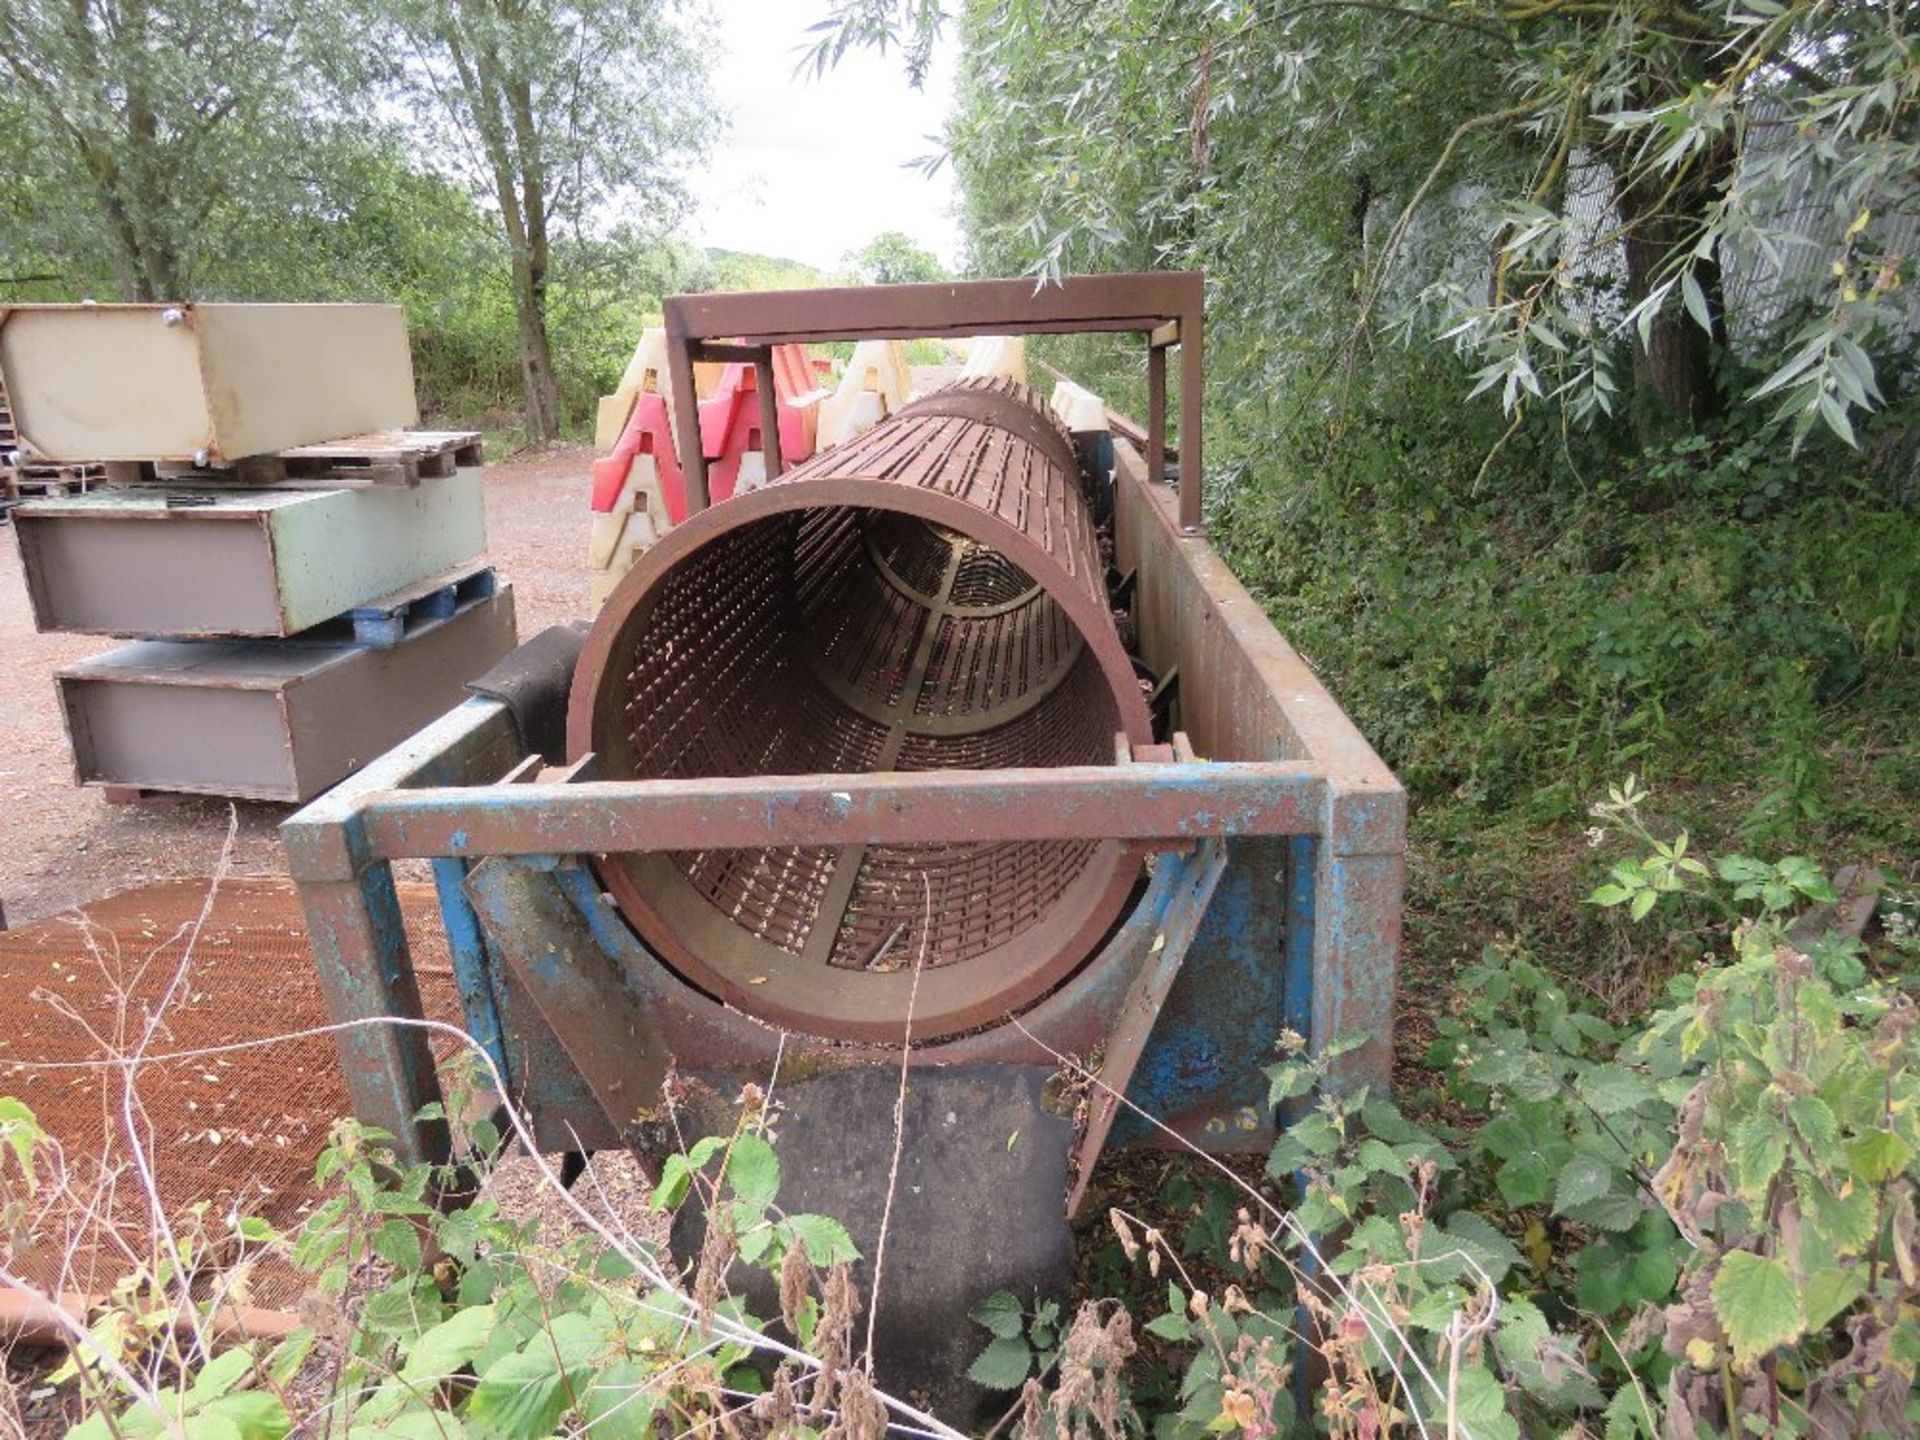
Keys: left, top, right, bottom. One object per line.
{"left": 428, "top": 857, "right": 509, "bottom": 1080}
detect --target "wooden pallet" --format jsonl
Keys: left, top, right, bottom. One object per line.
{"left": 11, "top": 462, "right": 104, "bottom": 497}
{"left": 341, "top": 562, "right": 498, "bottom": 648}
{"left": 132, "top": 430, "right": 485, "bottom": 489}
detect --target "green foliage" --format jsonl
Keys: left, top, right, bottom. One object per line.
{"left": 843, "top": 230, "right": 948, "bottom": 287}
{"left": 0, "top": 0, "right": 723, "bottom": 440}
{"left": 54, "top": 1093, "right": 869, "bottom": 1440}
{"left": 965, "top": 1290, "right": 1061, "bottom": 1389}
{"left": 0, "top": 0, "right": 378, "bottom": 301}
{"left": 364, "top": 0, "right": 709, "bottom": 437}
{"left": 1120, "top": 786, "right": 1920, "bottom": 1438}
{"left": 839, "top": 0, "right": 1917, "bottom": 445}
{"left": 1214, "top": 386, "right": 1918, "bottom": 891}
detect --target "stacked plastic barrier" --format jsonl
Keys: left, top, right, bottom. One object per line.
{"left": 587, "top": 328, "right": 827, "bottom": 605}
{"left": 586, "top": 328, "right": 1056, "bottom": 603}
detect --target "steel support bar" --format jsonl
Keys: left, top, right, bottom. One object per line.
{"left": 467, "top": 859, "right": 672, "bottom": 1146}
{"left": 429, "top": 857, "right": 509, "bottom": 1082}
{"left": 342, "top": 763, "right": 1326, "bottom": 875}
{"left": 1178, "top": 305, "right": 1205, "bottom": 534}
{"left": 296, "top": 865, "right": 450, "bottom": 1168}
{"left": 662, "top": 272, "right": 1204, "bottom": 529}
{"left": 1067, "top": 838, "right": 1228, "bottom": 1216}
{"left": 752, "top": 351, "right": 783, "bottom": 481}
{"left": 1147, "top": 344, "right": 1167, "bottom": 490}
{"left": 1310, "top": 847, "right": 1403, "bottom": 1093}
{"left": 665, "top": 273, "right": 1203, "bottom": 346}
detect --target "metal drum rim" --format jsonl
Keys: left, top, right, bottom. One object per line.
{"left": 568, "top": 464, "right": 1153, "bottom": 1044}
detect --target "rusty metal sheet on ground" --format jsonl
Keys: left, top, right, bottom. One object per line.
{"left": 0, "top": 877, "right": 460, "bottom": 1306}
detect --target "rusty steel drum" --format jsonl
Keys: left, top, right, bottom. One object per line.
{"left": 569, "top": 378, "right": 1153, "bottom": 1041}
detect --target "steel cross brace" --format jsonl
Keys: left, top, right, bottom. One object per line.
{"left": 1067, "top": 837, "right": 1229, "bottom": 1215}
{"left": 460, "top": 840, "right": 1243, "bottom": 1192}
{"left": 283, "top": 761, "right": 1382, "bottom": 884}
{"left": 661, "top": 271, "right": 1207, "bottom": 530}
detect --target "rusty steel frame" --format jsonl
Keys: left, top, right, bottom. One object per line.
{"left": 283, "top": 439, "right": 1403, "bottom": 1173}
{"left": 661, "top": 272, "right": 1207, "bottom": 532}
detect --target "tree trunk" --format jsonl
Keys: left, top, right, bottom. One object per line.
{"left": 1617, "top": 150, "right": 1731, "bottom": 440}
{"left": 509, "top": 248, "right": 561, "bottom": 441}
{"left": 507, "top": 69, "right": 560, "bottom": 442}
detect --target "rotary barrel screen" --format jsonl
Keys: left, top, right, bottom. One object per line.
{"left": 570, "top": 379, "right": 1152, "bottom": 1040}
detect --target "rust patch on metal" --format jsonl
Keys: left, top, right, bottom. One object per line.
{"left": 0, "top": 878, "right": 460, "bottom": 1305}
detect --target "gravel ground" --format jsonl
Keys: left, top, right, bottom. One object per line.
{"left": 0, "top": 447, "right": 597, "bottom": 928}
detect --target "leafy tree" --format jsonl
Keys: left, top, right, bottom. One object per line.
{"left": 0, "top": 0, "right": 369, "bottom": 300}
{"left": 372, "top": 0, "right": 710, "bottom": 441}
{"left": 844, "top": 228, "right": 948, "bottom": 286}
{"left": 819, "top": 0, "right": 1915, "bottom": 450}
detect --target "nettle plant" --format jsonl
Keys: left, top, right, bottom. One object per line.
{"left": 49, "top": 1083, "right": 914, "bottom": 1440}
{"left": 1103, "top": 779, "right": 1917, "bottom": 1439}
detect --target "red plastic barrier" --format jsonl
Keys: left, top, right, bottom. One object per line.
{"left": 592, "top": 344, "right": 818, "bottom": 525}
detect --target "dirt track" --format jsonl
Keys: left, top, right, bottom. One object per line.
{"left": 0, "top": 447, "right": 597, "bottom": 927}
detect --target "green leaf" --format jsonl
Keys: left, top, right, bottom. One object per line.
{"left": 1604, "top": 1384, "right": 1655, "bottom": 1440}
{"left": 1800, "top": 1265, "right": 1865, "bottom": 1333}
{"left": 1145, "top": 1311, "right": 1193, "bottom": 1342}
{"left": 966, "top": 1336, "right": 1033, "bottom": 1390}
{"left": 348, "top": 1415, "right": 468, "bottom": 1440}
{"left": 1286, "top": 1112, "right": 1341, "bottom": 1157}
{"left": 541, "top": 1311, "right": 610, "bottom": 1369}
{"left": 579, "top": 1360, "right": 657, "bottom": 1440}
{"left": 1711, "top": 1252, "right": 1803, "bottom": 1366}
{"left": 359, "top": 1284, "right": 442, "bottom": 1341}
{"left": 1561, "top": 1190, "right": 1646, "bottom": 1233}
{"left": 1629, "top": 888, "right": 1658, "bottom": 921}
{"left": 782, "top": 1213, "right": 860, "bottom": 1266}
{"left": 1553, "top": 1155, "right": 1614, "bottom": 1212}
{"left": 0, "top": 1097, "right": 43, "bottom": 1182}
{"left": 1440, "top": 1212, "right": 1523, "bottom": 1285}
{"left": 1847, "top": 1128, "right": 1915, "bottom": 1183}
{"left": 1787, "top": 1096, "right": 1839, "bottom": 1152}
{"left": 232, "top": 1217, "right": 278, "bottom": 1245}
{"left": 1629, "top": 1242, "right": 1679, "bottom": 1305}
{"left": 374, "top": 1219, "right": 423, "bottom": 1273}
{"left": 1577, "top": 1067, "right": 1657, "bottom": 1116}
{"left": 186, "top": 1347, "right": 257, "bottom": 1403}
{"left": 1590, "top": 884, "right": 1633, "bottom": 907}
{"left": 1451, "top": 1363, "right": 1519, "bottom": 1440}
{"left": 465, "top": 1347, "right": 570, "bottom": 1440}
{"left": 200, "top": 1394, "right": 290, "bottom": 1440}
{"left": 1798, "top": 1174, "right": 1877, "bottom": 1255}
{"left": 724, "top": 1134, "right": 780, "bottom": 1206}
{"left": 265, "top": 1330, "right": 315, "bottom": 1389}
{"left": 969, "top": 1290, "right": 1026, "bottom": 1341}
{"left": 401, "top": 1304, "right": 497, "bottom": 1383}
{"left": 1680, "top": 270, "right": 1712, "bottom": 331}
{"left": 650, "top": 1153, "right": 692, "bottom": 1210}
{"left": 1730, "top": 1113, "right": 1789, "bottom": 1200}
{"left": 1494, "top": 1153, "right": 1551, "bottom": 1206}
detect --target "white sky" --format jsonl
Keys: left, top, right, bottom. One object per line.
{"left": 688, "top": 0, "right": 964, "bottom": 272}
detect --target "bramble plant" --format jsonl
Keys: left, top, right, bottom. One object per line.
{"left": 1086, "top": 779, "right": 1917, "bottom": 1438}
{"left": 39, "top": 1077, "right": 913, "bottom": 1440}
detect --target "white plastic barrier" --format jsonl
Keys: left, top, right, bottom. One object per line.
{"left": 814, "top": 339, "right": 913, "bottom": 450}
{"left": 961, "top": 335, "right": 1029, "bottom": 385}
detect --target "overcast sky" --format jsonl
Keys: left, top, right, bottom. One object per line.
{"left": 689, "top": 0, "right": 965, "bottom": 272}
